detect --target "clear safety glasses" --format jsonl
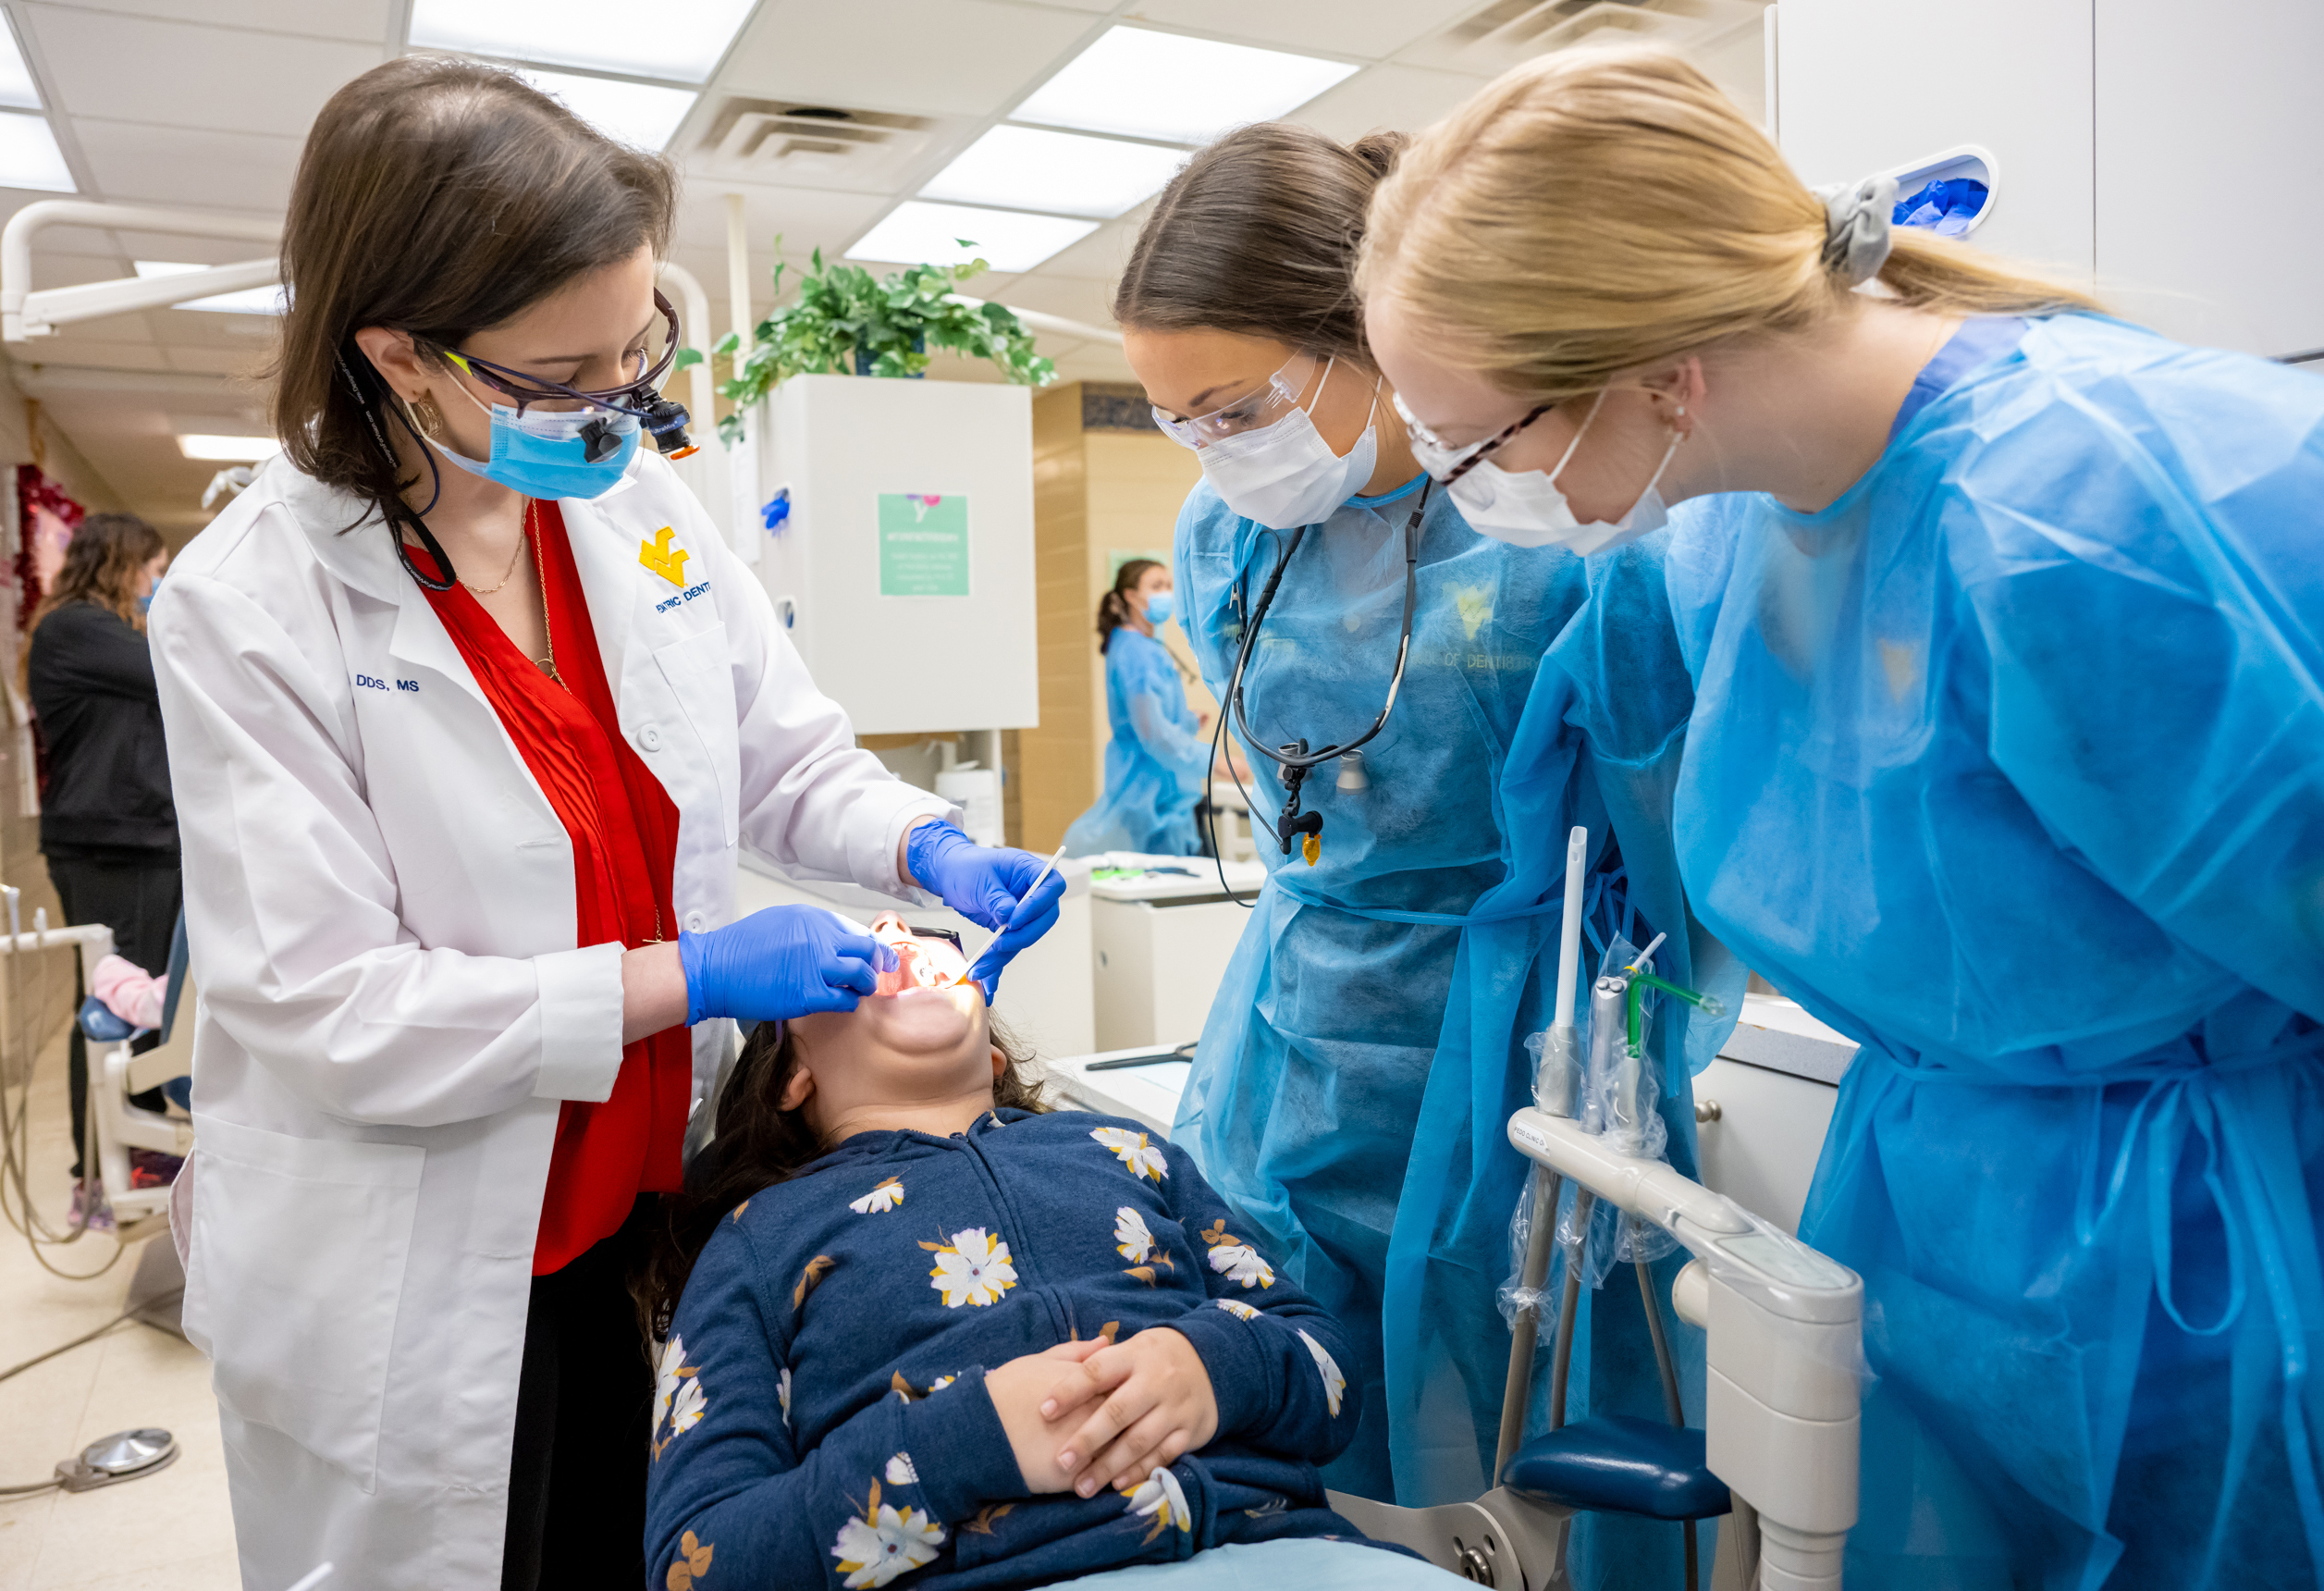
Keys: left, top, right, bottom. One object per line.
{"left": 1392, "top": 388, "right": 1554, "bottom": 484}
{"left": 1150, "top": 351, "right": 1332, "bottom": 449}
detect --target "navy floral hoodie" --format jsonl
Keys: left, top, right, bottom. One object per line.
{"left": 643, "top": 1107, "right": 1375, "bottom": 1590}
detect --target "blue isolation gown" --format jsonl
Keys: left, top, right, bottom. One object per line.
{"left": 1665, "top": 312, "right": 2324, "bottom": 1588}
{"left": 1062, "top": 627, "right": 1210, "bottom": 857}
{"left": 1172, "top": 469, "right": 1736, "bottom": 1560}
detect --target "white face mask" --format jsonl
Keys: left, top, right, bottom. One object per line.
{"left": 1445, "top": 391, "right": 1681, "bottom": 555}
{"left": 1197, "top": 358, "right": 1379, "bottom": 531}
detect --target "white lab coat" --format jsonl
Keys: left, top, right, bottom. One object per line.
{"left": 149, "top": 450, "right": 952, "bottom": 1590}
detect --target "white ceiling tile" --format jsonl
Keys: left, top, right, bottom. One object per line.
{"left": 150, "top": 307, "right": 283, "bottom": 347}
{"left": 20, "top": 250, "right": 131, "bottom": 289}
{"left": 108, "top": 232, "right": 279, "bottom": 269}
{"left": 1121, "top": 0, "right": 1486, "bottom": 63}
{"left": 29, "top": 8, "right": 380, "bottom": 139}
{"left": 1287, "top": 62, "right": 1494, "bottom": 144}
{"left": 671, "top": 181, "right": 894, "bottom": 262}
{"left": 719, "top": 0, "right": 1097, "bottom": 117}
{"left": 991, "top": 274, "right": 1119, "bottom": 328}
{"left": 17, "top": 339, "right": 170, "bottom": 370}
{"left": 1013, "top": 213, "right": 1142, "bottom": 284}
{"left": 70, "top": 120, "right": 303, "bottom": 211}
{"left": 1048, "top": 343, "right": 1135, "bottom": 383}
{"left": 163, "top": 345, "right": 270, "bottom": 377}
{"left": 33, "top": 0, "right": 393, "bottom": 43}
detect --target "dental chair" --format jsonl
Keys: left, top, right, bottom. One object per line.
{"left": 1320, "top": 834, "right": 1862, "bottom": 1591}
{"left": 74, "top": 908, "right": 193, "bottom": 1241}
{"left": 1320, "top": 1101, "right": 1862, "bottom": 1591}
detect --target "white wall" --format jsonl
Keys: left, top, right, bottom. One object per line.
{"left": 2095, "top": 0, "right": 2324, "bottom": 357}
{"left": 1775, "top": 0, "right": 2324, "bottom": 358}
{"left": 1775, "top": 0, "right": 2096, "bottom": 283}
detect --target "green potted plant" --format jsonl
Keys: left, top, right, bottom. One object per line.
{"left": 713, "top": 240, "right": 1056, "bottom": 445}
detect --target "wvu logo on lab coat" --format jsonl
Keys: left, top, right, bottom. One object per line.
{"left": 641, "top": 525, "right": 689, "bottom": 586}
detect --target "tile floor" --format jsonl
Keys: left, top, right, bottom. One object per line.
{"left": 0, "top": 1026, "right": 240, "bottom": 1591}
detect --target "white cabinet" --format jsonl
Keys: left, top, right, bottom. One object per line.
{"left": 747, "top": 375, "right": 1039, "bottom": 735}
{"left": 2094, "top": 0, "right": 2324, "bottom": 358}
{"left": 1775, "top": 0, "right": 2094, "bottom": 278}
{"left": 1087, "top": 858, "right": 1264, "bottom": 1053}
{"left": 1775, "top": 0, "right": 2324, "bottom": 358}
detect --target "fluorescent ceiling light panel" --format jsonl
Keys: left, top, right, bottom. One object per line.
{"left": 1011, "top": 28, "right": 1359, "bottom": 147}
{"left": 409, "top": 0, "right": 754, "bottom": 83}
{"left": 178, "top": 435, "right": 282, "bottom": 462}
{"left": 520, "top": 68, "right": 696, "bottom": 150}
{"left": 920, "top": 126, "right": 1185, "bottom": 220}
{"left": 0, "top": 20, "right": 41, "bottom": 110}
{"left": 135, "top": 261, "right": 287, "bottom": 315}
{"left": 0, "top": 111, "right": 72, "bottom": 193}
{"left": 847, "top": 202, "right": 1098, "bottom": 275}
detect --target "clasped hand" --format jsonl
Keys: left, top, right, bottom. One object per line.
{"left": 985, "top": 1327, "right": 1218, "bottom": 1498}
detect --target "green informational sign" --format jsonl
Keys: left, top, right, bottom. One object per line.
{"left": 877, "top": 492, "right": 970, "bottom": 597}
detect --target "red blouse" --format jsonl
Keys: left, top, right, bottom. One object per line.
{"left": 416, "top": 501, "right": 691, "bottom": 1275}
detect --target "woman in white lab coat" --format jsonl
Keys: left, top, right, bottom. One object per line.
{"left": 150, "top": 58, "right": 1063, "bottom": 1591}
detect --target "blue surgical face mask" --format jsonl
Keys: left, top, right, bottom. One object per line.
{"left": 421, "top": 384, "right": 640, "bottom": 500}
{"left": 1142, "top": 589, "right": 1175, "bottom": 627}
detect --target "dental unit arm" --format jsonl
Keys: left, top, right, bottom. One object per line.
{"left": 1501, "top": 828, "right": 1861, "bottom": 1591}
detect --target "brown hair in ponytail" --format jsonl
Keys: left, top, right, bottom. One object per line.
{"left": 1097, "top": 558, "right": 1163, "bottom": 655}
{"left": 1114, "top": 123, "right": 1409, "bottom": 365}
{"left": 1359, "top": 47, "right": 2099, "bottom": 407}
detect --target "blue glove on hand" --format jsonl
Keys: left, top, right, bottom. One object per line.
{"left": 677, "top": 906, "right": 896, "bottom": 1027}
{"left": 905, "top": 820, "right": 1066, "bottom": 1001}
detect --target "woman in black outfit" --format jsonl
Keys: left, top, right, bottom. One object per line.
{"left": 25, "top": 512, "right": 177, "bottom": 1223}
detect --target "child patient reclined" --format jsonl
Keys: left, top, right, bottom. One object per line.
{"left": 640, "top": 912, "right": 1403, "bottom": 1589}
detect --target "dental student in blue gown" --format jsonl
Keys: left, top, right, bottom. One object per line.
{"left": 1112, "top": 118, "right": 1739, "bottom": 1582}
{"left": 1062, "top": 558, "right": 1215, "bottom": 857}
{"left": 1364, "top": 47, "right": 2324, "bottom": 1589}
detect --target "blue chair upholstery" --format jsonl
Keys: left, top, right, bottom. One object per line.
{"left": 78, "top": 994, "right": 138, "bottom": 1043}
{"left": 1500, "top": 1414, "right": 1730, "bottom": 1521}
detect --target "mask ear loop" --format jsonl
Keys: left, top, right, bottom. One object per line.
{"left": 1543, "top": 389, "right": 1610, "bottom": 489}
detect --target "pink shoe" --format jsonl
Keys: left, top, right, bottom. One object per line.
{"left": 70, "top": 1179, "right": 115, "bottom": 1232}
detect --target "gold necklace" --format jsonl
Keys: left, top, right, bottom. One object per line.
{"left": 463, "top": 521, "right": 529, "bottom": 598}
{"left": 527, "top": 502, "right": 561, "bottom": 684}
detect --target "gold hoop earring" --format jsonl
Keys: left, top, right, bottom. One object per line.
{"left": 407, "top": 393, "right": 447, "bottom": 439}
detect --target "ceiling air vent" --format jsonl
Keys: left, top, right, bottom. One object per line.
{"left": 698, "top": 101, "right": 941, "bottom": 186}
{"left": 1410, "top": 0, "right": 1764, "bottom": 72}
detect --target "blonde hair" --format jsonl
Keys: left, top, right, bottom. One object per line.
{"left": 1358, "top": 47, "right": 2099, "bottom": 404}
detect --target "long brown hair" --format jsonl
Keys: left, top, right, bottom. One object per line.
{"left": 1115, "top": 123, "right": 1408, "bottom": 365}
{"left": 633, "top": 1013, "right": 1050, "bottom": 1340}
{"left": 1359, "top": 47, "right": 2098, "bottom": 408}
{"left": 272, "top": 56, "right": 679, "bottom": 528}
{"left": 24, "top": 512, "right": 165, "bottom": 684}
{"left": 1097, "top": 558, "right": 1163, "bottom": 655}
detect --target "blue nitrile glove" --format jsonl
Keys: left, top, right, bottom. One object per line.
{"left": 904, "top": 820, "right": 1066, "bottom": 1001}
{"left": 677, "top": 906, "right": 896, "bottom": 1027}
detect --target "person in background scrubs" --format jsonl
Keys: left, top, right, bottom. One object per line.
{"left": 1361, "top": 46, "right": 2324, "bottom": 1589}
{"left": 1115, "top": 120, "right": 1735, "bottom": 1555}
{"left": 1061, "top": 558, "right": 1214, "bottom": 857}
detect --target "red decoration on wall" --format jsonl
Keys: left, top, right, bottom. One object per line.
{"left": 14, "top": 463, "right": 82, "bottom": 632}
